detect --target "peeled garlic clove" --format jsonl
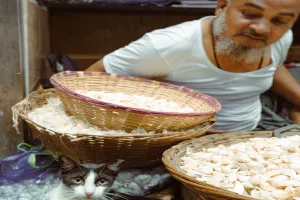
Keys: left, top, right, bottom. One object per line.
{"left": 212, "top": 172, "right": 226, "bottom": 183}
{"left": 270, "top": 190, "right": 293, "bottom": 199}
{"left": 260, "top": 179, "right": 276, "bottom": 192}
{"left": 255, "top": 155, "right": 266, "bottom": 163}
{"left": 241, "top": 180, "right": 254, "bottom": 189}
{"left": 238, "top": 170, "right": 251, "bottom": 176}
{"left": 181, "top": 157, "right": 198, "bottom": 171}
{"left": 250, "top": 175, "right": 260, "bottom": 185}
{"left": 293, "top": 187, "right": 300, "bottom": 197}
{"left": 206, "top": 177, "right": 222, "bottom": 188}
{"left": 286, "top": 180, "right": 300, "bottom": 187}
{"left": 232, "top": 181, "right": 245, "bottom": 195}
{"left": 221, "top": 183, "right": 234, "bottom": 189}
{"left": 272, "top": 159, "right": 283, "bottom": 165}
{"left": 196, "top": 177, "right": 208, "bottom": 182}
{"left": 270, "top": 175, "right": 289, "bottom": 189}
{"left": 246, "top": 161, "right": 264, "bottom": 169}
{"left": 221, "top": 158, "right": 233, "bottom": 165}
{"left": 227, "top": 173, "right": 238, "bottom": 183}
{"left": 221, "top": 166, "right": 232, "bottom": 174}
{"left": 261, "top": 151, "right": 281, "bottom": 159}
{"left": 266, "top": 164, "right": 279, "bottom": 171}
{"left": 192, "top": 152, "right": 212, "bottom": 161}
{"left": 266, "top": 169, "right": 296, "bottom": 178}
{"left": 250, "top": 189, "right": 275, "bottom": 200}
{"left": 233, "top": 154, "right": 251, "bottom": 163}
{"left": 237, "top": 174, "right": 251, "bottom": 182}
{"left": 196, "top": 166, "right": 213, "bottom": 175}
{"left": 288, "top": 164, "right": 300, "bottom": 173}
{"left": 211, "top": 155, "right": 222, "bottom": 163}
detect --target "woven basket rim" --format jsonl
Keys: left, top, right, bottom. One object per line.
{"left": 13, "top": 88, "right": 216, "bottom": 138}
{"left": 50, "top": 71, "right": 222, "bottom": 117}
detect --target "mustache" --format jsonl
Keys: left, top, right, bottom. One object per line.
{"left": 239, "top": 29, "right": 268, "bottom": 41}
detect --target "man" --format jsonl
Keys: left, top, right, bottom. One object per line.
{"left": 86, "top": 0, "right": 300, "bottom": 132}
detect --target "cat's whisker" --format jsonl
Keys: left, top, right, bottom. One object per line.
{"left": 61, "top": 192, "right": 77, "bottom": 200}
{"left": 105, "top": 192, "right": 129, "bottom": 200}
{"left": 98, "top": 164, "right": 106, "bottom": 177}
{"left": 103, "top": 195, "right": 114, "bottom": 200}
{"left": 99, "top": 195, "right": 109, "bottom": 200}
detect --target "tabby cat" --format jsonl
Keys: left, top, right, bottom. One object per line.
{"left": 47, "top": 156, "right": 125, "bottom": 200}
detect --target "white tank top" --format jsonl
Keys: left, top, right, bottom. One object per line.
{"left": 103, "top": 16, "right": 293, "bottom": 131}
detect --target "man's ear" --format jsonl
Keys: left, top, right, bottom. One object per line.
{"left": 215, "top": 0, "right": 230, "bottom": 16}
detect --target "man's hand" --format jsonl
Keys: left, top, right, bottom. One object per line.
{"left": 291, "top": 106, "right": 300, "bottom": 124}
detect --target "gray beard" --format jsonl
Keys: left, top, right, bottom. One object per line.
{"left": 212, "top": 9, "right": 266, "bottom": 63}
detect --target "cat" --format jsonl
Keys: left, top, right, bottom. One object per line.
{"left": 111, "top": 165, "right": 173, "bottom": 197}
{"left": 47, "top": 156, "right": 126, "bottom": 200}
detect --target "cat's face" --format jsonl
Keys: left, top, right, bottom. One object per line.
{"left": 59, "top": 156, "right": 123, "bottom": 200}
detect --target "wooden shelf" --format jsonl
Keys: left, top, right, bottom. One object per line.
{"left": 41, "top": 2, "right": 216, "bottom": 14}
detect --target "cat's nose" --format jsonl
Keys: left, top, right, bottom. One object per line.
{"left": 85, "top": 192, "right": 94, "bottom": 197}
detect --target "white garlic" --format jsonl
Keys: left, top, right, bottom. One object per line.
{"left": 270, "top": 190, "right": 293, "bottom": 199}
{"left": 180, "top": 136, "right": 300, "bottom": 200}
{"left": 246, "top": 161, "right": 265, "bottom": 170}
{"left": 270, "top": 175, "right": 289, "bottom": 189}
{"left": 232, "top": 181, "right": 245, "bottom": 195}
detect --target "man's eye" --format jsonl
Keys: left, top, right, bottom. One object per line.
{"left": 242, "top": 11, "right": 261, "bottom": 19}
{"left": 72, "top": 177, "right": 83, "bottom": 184}
{"left": 272, "top": 18, "right": 289, "bottom": 25}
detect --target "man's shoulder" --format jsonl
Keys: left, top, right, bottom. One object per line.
{"left": 146, "top": 19, "right": 203, "bottom": 50}
{"left": 274, "top": 29, "right": 293, "bottom": 49}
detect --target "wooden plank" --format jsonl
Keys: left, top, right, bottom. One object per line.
{"left": 49, "top": 10, "right": 211, "bottom": 57}
{"left": 287, "top": 46, "right": 300, "bottom": 63}
{"left": 0, "top": 0, "right": 23, "bottom": 160}
{"left": 27, "top": 1, "right": 51, "bottom": 89}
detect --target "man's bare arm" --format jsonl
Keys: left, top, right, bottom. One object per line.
{"left": 272, "top": 65, "right": 300, "bottom": 107}
{"left": 85, "top": 58, "right": 106, "bottom": 72}
{"left": 272, "top": 65, "right": 300, "bottom": 124}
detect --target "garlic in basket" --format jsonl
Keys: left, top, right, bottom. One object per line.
{"left": 180, "top": 136, "right": 300, "bottom": 200}
{"left": 76, "top": 90, "right": 195, "bottom": 113}
{"left": 28, "top": 97, "right": 162, "bottom": 136}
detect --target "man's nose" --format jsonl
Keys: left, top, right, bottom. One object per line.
{"left": 249, "top": 18, "right": 271, "bottom": 35}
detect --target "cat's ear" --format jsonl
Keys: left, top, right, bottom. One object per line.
{"left": 59, "top": 156, "right": 78, "bottom": 172}
{"left": 107, "top": 159, "right": 124, "bottom": 173}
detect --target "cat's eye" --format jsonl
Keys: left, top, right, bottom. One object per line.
{"left": 97, "top": 178, "right": 108, "bottom": 185}
{"left": 72, "top": 177, "right": 83, "bottom": 184}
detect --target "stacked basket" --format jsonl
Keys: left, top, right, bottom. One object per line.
{"left": 12, "top": 71, "right": 221, "bottom": 168}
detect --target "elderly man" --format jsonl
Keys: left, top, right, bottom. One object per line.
{"left": 86, "top": 0, "right": 300, "bottom": 132}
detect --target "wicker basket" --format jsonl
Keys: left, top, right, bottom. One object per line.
{"left": 162, "top": 131, "right": 274, "bottom": 200}
{"left": 50, "top": 71, "right": 221, "bottom": 132}
{"left": 12, "top": 89, "right": 215, "bottom": 168}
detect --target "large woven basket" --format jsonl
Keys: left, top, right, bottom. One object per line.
{"left": 50, "top": 71, "right": 221, "bottom": 132}
{"left": 12, "top": 89, "right": 215, "bottom": 168}
{"left": 162, "top": 131, "right": 274, "bottom": 200}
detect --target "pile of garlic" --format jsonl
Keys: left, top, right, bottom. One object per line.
{"left": 28, "top": 97, "right": 167, "bottom": 136}
{"left": 180, "top": 136, "right": 300, "bottom": 200}
{"left": 76, "top": 90, "right": 195, "bottom": 113}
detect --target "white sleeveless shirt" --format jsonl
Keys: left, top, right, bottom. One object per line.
{"left": 103, "top": 16, "right": 293, "bottom": 132}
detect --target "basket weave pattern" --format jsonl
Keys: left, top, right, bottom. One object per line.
{"left": 162, "top": 131, "right": 274, "bottom": 200}
{"left": 50, "top": 71, "right": 221, "bottom": 132}
{"left": 12, "top": 89, "right": 216, "bottom": 168}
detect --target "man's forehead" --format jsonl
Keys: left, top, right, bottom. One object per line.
{"left": 231, "top": 0, "right": 300, "bottom": 12}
